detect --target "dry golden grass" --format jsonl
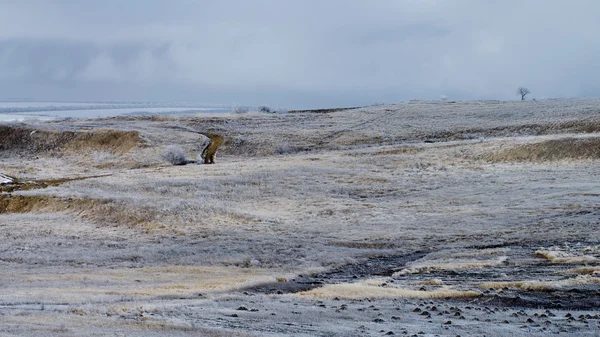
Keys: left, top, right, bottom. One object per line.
{"left": 484, "top": 137, "right": 600, "bottom": 162}
{"left": 479, "top": 275, "right": 600, "bottom": 291}
{"left": 0, "top": 125, "right": 140, "bottom": 155}
{"left": 1, "top": 266, "right": 276, "bottom": 303}
{"left": 0, "top": 194, "right": 70, "bottom": 214}
{"left": 65, "top": 129, "right": 140, "bottom": 154}
{"left": 549, "top": 120, "right": 600, "bottom": 133}
{"left": 0, "top": 194, "right": 164, "bottom": 232}
{"left": 298, "top": 283, "right": 480, "bottom": 300}
{"left": 557, "top": 267, "right": 600, "bottom": 275}
{"left": 535, "top": 249, "right": 569, "bottom": 260}
{"left": 394, "top": 256, "right": 508, "bottom": 276}
{"left": 547, "top": 256, "right": 597, "bottom": 264}
{"left": 534, "top": 249, "right": 597, "bottom": 264}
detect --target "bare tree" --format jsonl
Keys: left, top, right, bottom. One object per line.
{"left": 517, "top": 87, "right": 530, "bottom": 101}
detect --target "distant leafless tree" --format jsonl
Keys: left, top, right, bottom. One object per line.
{"left": 517, "top": 87, "right": 530, "bottom": 101}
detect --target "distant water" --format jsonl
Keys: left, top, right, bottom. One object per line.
{"left": 0, "top": 101, "right": 231, "bottom": 122}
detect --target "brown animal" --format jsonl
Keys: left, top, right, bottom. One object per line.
{"left": 201, "top": 134, "right": 224, "bottom": 164}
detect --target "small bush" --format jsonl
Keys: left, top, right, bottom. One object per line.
{"left": 161, "top": 146, "right": 189, "bottom": 165}
{"left": 276, "top": 143, "right": 298, "bottom": 155}
{"left": 232, "top": 106, "right": 249, "bottom": 114}
{"left": 258, "top": 106, "right": 272, "bottom": 113}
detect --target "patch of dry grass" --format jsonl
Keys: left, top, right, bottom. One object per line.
{"left": 0, "top": 194, "right": 73, "bottom": 214}
{"left": 0, "top": 125, "right": 140, "bottom": 155}
{"left": 1, "top": 266, "right": 276, "bottom": 303}
{"left": 534, "top": 249, "right": 570, "bottom": 260}
{"left": 298, "top": 283, "right": 480, "bottom": 300}
{"left": 534, "top": 248, "right": 597, "bottom": 264}
{"left": 65, "top": 129, "right": 140, "bottom": 154}
{"left": 393, "top": 256, "right": 508, "bottom": 276}
{"left": 0, "top": 194, "right": 163, "bottom": 231}
{"left": 557, "top": 267, "right": 600, "bottom": 275}
{"left": 479, "top": 275, "right": 600, "bottom": 291}
{"left": 483, "top": 137, "right": 600, "bottom": 162}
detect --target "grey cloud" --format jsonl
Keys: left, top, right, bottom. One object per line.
{"left": 0, "top": 0, "right": 599, "bottom": 108}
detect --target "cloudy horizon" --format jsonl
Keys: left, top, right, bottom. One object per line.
{"left": 1, "top": 0, "right": 599, "bottom": 109}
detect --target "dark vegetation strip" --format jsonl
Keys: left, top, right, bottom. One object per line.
{"left": 288, "top": 107, "right": 362, "bottom": 114}
{"left": 241, "top": 251, "right": 429, "bottom": 295}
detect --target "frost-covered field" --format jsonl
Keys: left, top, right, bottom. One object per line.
{"left": 0, "top": 101, "right": 230, "bottom": 121}
{"left": 0, "top": 99, "right": 599, "bottom": 336}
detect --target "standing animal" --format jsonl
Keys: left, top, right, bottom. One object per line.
{"left": 201, "top": 134, "right": 224, "bottom": 164}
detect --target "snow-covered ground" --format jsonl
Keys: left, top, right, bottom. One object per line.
{"left": 0, "top": 98, "right": 599, "bottom": 336}
{"left": 0, "top": 173, "right": 13, "bottom": 184}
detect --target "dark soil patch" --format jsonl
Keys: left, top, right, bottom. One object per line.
{"left": 464, "top": 288, "right": 600, "bottom": 310}
{"left": 242, "top": 251, "right": 428, "bottom": 295}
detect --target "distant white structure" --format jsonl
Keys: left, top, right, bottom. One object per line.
{"left": 0, "top": 173, "right": 14, "bottom": 184}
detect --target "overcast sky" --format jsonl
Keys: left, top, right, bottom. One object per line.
{"left": 0, "top": 0, "right": 599, "bottom": 109}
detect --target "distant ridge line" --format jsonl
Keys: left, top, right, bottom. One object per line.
{"left": 289, "top": 106, "right": 362, "bottom": 114}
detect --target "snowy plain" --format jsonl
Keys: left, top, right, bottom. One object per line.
{"left": 0, "top": 98, "right": 599, "bottom": 336}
